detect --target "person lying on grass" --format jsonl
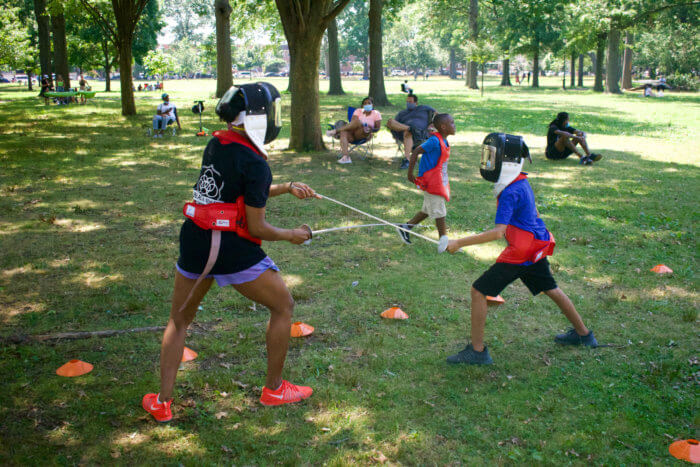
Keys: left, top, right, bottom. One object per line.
{"left": 545, "top": 112, "right": 602, "bottom": 165}
{"left": 397, "top": 113, "right": 456, "bottom": 250}
{"left": 142, "top": 83, "right": 318, "bottom": 423}
{"left": 445, "top": 133, "right": 597, "bottom": 365}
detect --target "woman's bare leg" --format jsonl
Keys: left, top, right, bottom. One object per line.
{"left": 572, "top": 135, "right": 591, "bottom": 156}
{"left": 232, "top": 269, "right": 295, "bottom": 390}
{"left": 159, "top": 271, "right": 214, "bottom": 401}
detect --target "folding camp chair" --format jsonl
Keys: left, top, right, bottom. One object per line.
{"left": 326, "top": 106, "right": 378, "bottom": 160}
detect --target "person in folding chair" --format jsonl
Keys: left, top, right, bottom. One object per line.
{"left": 386, "top": 93, "right": 436, "bottom": 169}
{"left": 326, "top": 97, "right": 382, "bottom": 164}
{"left": 152, "top": 93, "right": 181, "bottom": 138}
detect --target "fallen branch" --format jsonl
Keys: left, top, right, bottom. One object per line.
{"left": 2, "top": 325, "right": 166, "bottom": 344}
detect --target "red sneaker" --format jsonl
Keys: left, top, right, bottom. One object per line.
{"left": 259, "top": 380, "right": 313, "bottom": 406}
{"left": 142, "top": 393, "right": 172, "bottom": 422}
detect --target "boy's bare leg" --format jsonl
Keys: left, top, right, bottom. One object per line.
{"left": 470, "top": 287, "right": 489, "bottom": 351}
{"left": 406, "top": 211, "right": 428, "bottom": 228}
{"left": 435, "top": 217, "right": 446, "bottom": 237}
{"left": 543, "top": 287, "right": 589, "bottom": 335}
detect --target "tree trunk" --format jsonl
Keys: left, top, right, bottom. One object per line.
{"left": 464, "top": 61, "right": 469, "bottom": 85}
{"left": 51, "top": 12, "right": 70, "bottom": 90}
{"left": 594, "top": 37, "right": 605, "bottom": 92}
{"left": 102, "top": 42, "right": 112, "bottom": 92}
{"left": 215, "top": 0, "right": 233, "bottom": 98}
{"left": 327, "top": 17, "right": 344, "bottom": 95}
{"left": 466, "top": 0, "right": 478, "bottom": 88}
{"left": 368, "top": 0, "right": 389, "bottom": 106}
{"left": 500, "top": 58, "right": 511, "bottom": 86}
{"left": 622, "top": 32, "right": 633, "bottom": 89}
{"left": 362, "top": 55, "right": 368, "bottom": 80}
{"left": 26, "top": 71, "right": 33, "bottom": 91}
{"left": 117, "top": 37, "right": 136, "bottom": 114}
{"left": 577, "top": 53, "right": 584, "bottom": 87}
{"left": 606, "top": 26, "right": 622, "bottom": 94}
{"left": 532, "top": 47, "right": 539, "bottom": 88}
{"left": 449, "top": 48, "right": 457, "bottom": 79}
{"left": 288, "top": 35, "right": 324, "bottom": 151}
{"left": 570, "top": 52, "right": 575, "bottom": 87}
{"left": 286, "top": 50, "right": 294, "bottom": 92}
{"left": 34, "top": 0, "right": 51, "bottom": 78}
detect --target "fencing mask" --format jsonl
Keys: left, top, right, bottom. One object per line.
{"left": 480, "top": 133, "right": 531, "bottom": 197}
{"left": 215, "top": 82, "right": 282, "bottom": 156}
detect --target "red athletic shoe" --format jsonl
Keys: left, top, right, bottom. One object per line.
{"left": 142, "top": 393, "right": 172, "bottom": 422}
{"left": 259, "top": 380, "right": 313, "bottom": 406}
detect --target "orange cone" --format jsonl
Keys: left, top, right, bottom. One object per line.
{"left": 56, "top": 359, "right": 93, "bottom": 377}
{"left": 669, "top": 439, "right": 700, "bottom": 463}
{"left": 381, "top": 307, "right": 409, "bottom": 319}
{"left": 291, "top": 322, "right": 314, "bottom": 337}
{"left": 486, "top": 295, "right": 505, "bottom": 306}
{"left": 181, "top": 346, "right": 198, "bottom": 362}
{"left": 651, "top": 264, "right": 673, "bottom": 274}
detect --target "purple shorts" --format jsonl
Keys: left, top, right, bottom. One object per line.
{"left": 176, "top": 256, "right": 279, "bottom": 287}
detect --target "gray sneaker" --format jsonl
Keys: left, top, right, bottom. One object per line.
{"left": 554, "top": 328, "right": 598, "bottom": 347}
{"left": 446, "top": 344, "right": 494, "bottom": 365}
{"left": 396, "top": 223, "right": 412, "bottom": 244}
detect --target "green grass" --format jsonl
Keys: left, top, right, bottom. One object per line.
{"left": 0, "top": 77, "right": 698, "bottom": 464}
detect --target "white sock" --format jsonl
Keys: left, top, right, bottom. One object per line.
{"left": 156, "top": 394, "right": 163, "bottom": 405}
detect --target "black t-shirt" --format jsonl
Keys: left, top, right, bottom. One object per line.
{"left": 178, "top": 137, "right": 273, "bottom": 275}
{"left": 546, "top": 123, "right": 577, "bottom": 149}
{"left": 395, "top": 105, "right": 436, "bottom": 131}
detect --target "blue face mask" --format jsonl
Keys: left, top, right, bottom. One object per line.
{"left": 406, "top": 102, "right": 417, "bottom": 110}
{"left": 363, "top": 104, "right": 373, "bottom": 112}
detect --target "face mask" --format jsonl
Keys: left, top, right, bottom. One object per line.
{"left": 363, "top": 104, "right": 373, "bottom": 112}
{"left": 406, "top": 102, "right": 417, "bottom": 110}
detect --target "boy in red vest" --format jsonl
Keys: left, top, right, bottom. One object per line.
{"left": 400, "top": 113, "right": 455, "bottom": 250}
{"left": 445, "top": 133, "right": 597, "bottom": 364}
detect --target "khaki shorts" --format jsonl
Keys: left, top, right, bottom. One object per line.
{"left": 421, "top": 192, "right": 447, "bottom": 219}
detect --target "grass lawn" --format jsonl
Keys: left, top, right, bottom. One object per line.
{"left": 0, "top": 76, "right": 698, "bottom": 464}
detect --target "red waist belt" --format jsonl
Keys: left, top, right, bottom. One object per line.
{"left": 177, "top": 196, "right": 261, "bottom": 315}
{"left": 182, "top": 196, "right": 261, "bottom": 245}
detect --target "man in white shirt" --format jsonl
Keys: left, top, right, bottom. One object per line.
{"left": 152, "top": 93, "right": 181, "bottom": 137}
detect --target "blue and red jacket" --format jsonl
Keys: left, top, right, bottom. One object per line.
{"left": 415, "top": 132, "right": 450, "bottom": 201}
{"left": 495, "top": 173, "right": 555, "bottom": 265}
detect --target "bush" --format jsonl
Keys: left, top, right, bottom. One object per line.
{"left": 666, "top": 73, "right": 698, "bottom": 91}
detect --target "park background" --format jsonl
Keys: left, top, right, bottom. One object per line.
{"left": 1, "top": 0, "right": 699, "bottom": 464}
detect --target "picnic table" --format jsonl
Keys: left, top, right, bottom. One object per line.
{"left": 45, "top": 90, "right": 97, "bottom": 99}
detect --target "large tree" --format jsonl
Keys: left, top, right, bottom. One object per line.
{"left": 326, "top": 17, "right": 344, "bottom": 95}
{"left": 368, "top": 0, "right": 390, "bottom": 106}
{"left": 79, "top": 0, "right": 157, "bottom": 114}
{"left": 50, "top": 5, "right": 70, "bottom": 89}
{"left": 33, "top": 0, "right": 51, "bottom": 78}
{"left": 275, "top": 0, "right": 351, "bottom": 152}
{"left": 214, "top": 0, "right": 232, "bottom": 97}
{"left": 466, "top": 0, "right": 478, "bottom": 88}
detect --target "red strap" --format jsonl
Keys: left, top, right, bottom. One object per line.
{"left": 212, "top": 130, "right": 264, "bottom": 158}
{"left": 177, "top": 230, "right": 220, "bottom": 315}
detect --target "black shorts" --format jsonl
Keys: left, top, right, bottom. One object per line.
{"left": 391, "top": 127, "right": 428, "bottom": 150}
{"left": 545, "top": 145, "right": 574, "bottom": 160}
{"left": 472, "top": 258, "right": 558, "bottom": 297}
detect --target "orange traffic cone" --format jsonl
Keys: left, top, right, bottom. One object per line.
{"left": 381, "top": 307, "right": 409, "bottom": 319}
{"left": 486, "top": 295, "right": 505, "bottom": 306}
{"left": 56, "top": 359, "right": 93, "bottom": 377}
{"left": 290, "top": 322, "right": 314, "bottom": 337}
{"left": 669, "top": 439, "right": 700, "bottom": 463}
{"left": 651, "top": 264, "right": 673, "bottom": 274}
{"left": 182, "top": 347, "right": 198, "bottom": 362}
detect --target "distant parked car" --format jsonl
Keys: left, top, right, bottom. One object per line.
{"left": 0, "top": 77, "right": 10, "bottom": 83}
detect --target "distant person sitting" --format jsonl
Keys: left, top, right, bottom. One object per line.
{"left": 326, "top": 97, "right": 382, "bottom": 164}
{"left": 138, "top": 84, "right": 143, "bottom": 92}
{"left": 40, "top": 75, "right": 51, "bottom": 103}
{"left": 152, "top": 93, "right": 181, "bottom": 138}
{"left": 546, "top": 112, "right": 602, "bottom": 165}
{"left": 386, "top": 93, "right": 436, "bottom": 169}
{"left": 401, "top": 80, "right": 413, "bottom": 94}
{"left": 78, "top": 75, "right": 88, "bottom": 103}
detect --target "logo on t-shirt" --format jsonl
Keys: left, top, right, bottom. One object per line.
{"left": 193, "top": 164, "right": 224, "bottom": 205}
